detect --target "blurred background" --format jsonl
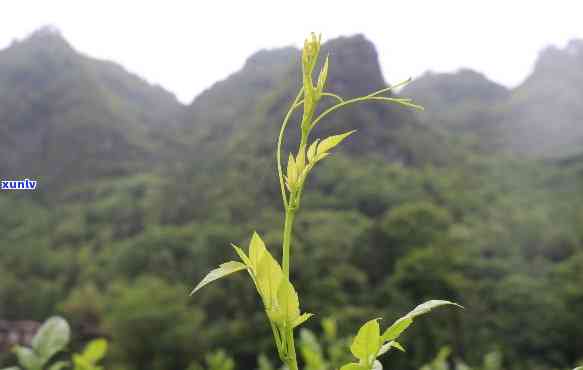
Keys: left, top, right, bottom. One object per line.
{"left": 1, "top": 2, "right": 582, "bottom": 370}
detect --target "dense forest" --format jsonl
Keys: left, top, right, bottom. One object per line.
{"left": 1, "top": 27, "right": 582, "bottom": 370}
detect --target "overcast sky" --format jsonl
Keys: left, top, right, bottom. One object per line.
{"left": 1, "top": 1, "right": 582, "bottom": 103}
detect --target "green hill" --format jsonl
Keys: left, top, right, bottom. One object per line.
{"left": 0, "top": 27, "right": 183, "bottom": 191}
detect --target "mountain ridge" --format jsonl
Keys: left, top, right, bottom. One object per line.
{"left": 1, "top": 28, "right": 583, "bottom": 195}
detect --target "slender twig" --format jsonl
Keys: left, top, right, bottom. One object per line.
{"left": 277, "top": 88, "right": 304, "bottom": 208}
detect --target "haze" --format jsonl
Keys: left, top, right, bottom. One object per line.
{"left": 1, "top": 1, "right": 582, "bottom": 103}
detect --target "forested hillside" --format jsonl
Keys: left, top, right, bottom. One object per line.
{"left": 1, "top": 28, "right": 582, "bottom": 370}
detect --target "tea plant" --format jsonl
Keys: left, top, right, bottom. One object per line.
{"left": 0, "top": 317, "right": 107, "bottom": 370}
{"left": 1, "top": 317, "right": 71, "bottom": 370}
{"left": 191, "top": 33, "right": 461, "bottom": 370}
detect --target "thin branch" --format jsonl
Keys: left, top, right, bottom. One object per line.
{"left": 277, "top": 88, "right": 304, "bottom": 209}
{"left": 310, "top": 94, "right": 423, "bottom": 129}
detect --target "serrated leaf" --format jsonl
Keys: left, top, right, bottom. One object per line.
{"left": 249, "top": 232, "right": 267, "bottom": 271}
{"left": 307, "top": 140, "right": 319, "bottom": 162}
{"left": 340, "top": 363, "right": 366, "bottom": 370}
{"left": 382, "top": 300, "right": 461, "bottom": 341}
{"left": 277, "top": 278, "right": 300, "bottom": 325}
{"left": 292, "top": 312, "right": 314, "bottom": 328}
{"left": 81, "top": 338, "right": 107, "bottom": 363}
{"left": 256, "top": 250, "right": 283, "bottom": 309}
{"left": 317, "top": 130, "right": 356, "bottom": 155}
{"left": 378, "top": 341, "right": 405, "bottom": 357}
{"left": 190, "top": 261, "right": 246, "bottom": 295}
{"left": 31, "top": 317, "right": 70, "bottom": 363}
{"left": 14, "top": 347, "right": 42, "bottom": 370}
{"left": 350, "top": 318, "right": 381, "bottom": 363}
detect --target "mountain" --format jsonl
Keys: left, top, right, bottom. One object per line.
{"left": 182, "top": 35, "right": 457, "bottom": 167}
{"left": 0, "top": 27, "right": 183, "bottom": 190}
{"left": 403, "top": 40, "right": 583, "bottom": 158}
{"left": 500, "top": 40, "right": 583, "bottom": 157}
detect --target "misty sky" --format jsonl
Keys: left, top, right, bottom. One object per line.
{"left": 2, "top": 1, "right": 582, "bottom": 103}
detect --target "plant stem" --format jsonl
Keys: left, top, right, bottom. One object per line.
{"left": 281, "top": 203, "right": 297, "bottom": 279}
{"left": 285, "top": 327, "right": 300, "bottom": 370}
{"left": 277, "top": 89, "right": 304, "bottom": 209}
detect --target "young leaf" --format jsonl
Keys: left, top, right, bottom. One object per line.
{"left": 231, "top": 243, "right": 252, "bottom": 267}
{"left": 407, "top": 300, "right": 462, "bottom": 318}
{"left": 249, "top": 232, "right": 267, "bottom": 271}
{"left": 31, "top": 316, "right": 71, "bottom": 363}
{"left": 190, "top": 261, "right": 247, "bottom": 295}
{"left": 13, "top": 347, "right": 42, "bottom": 370}
{"left": 277, "top": 278, "right": 300, "bottom": 325}
{"left": 306, "top": 140, "right": 319, "bottom": 163}
{"left": 286, "top": 153, "right": 298, "bottom": 190}
{"left": 378, "top": 341, "right": 405, "bottom": 356}
{"left": 81, "top": 338, "right": 108, "bottom": 363}
{"left": 257, "top": 250, "right": 283, "bottom": 309}
{"left": 381, "top": 316, "right": 412, "bottom": 342}
{"left": 295, "top": 149, "right": 306, "bottom": 175}
{"left": 317, "top": 130, "right": 356, "bottom": 155}
{"left": 350, "top": 318, "right": 381, "bottom": 364}
{"left": 292, "top": 312, "right": 314, "bottom": 328}
{"left": 382, "top": 300, "right": 461, "bottom": 341}
{"left": 316, "top": 55, "right": 329, "bottom": 97}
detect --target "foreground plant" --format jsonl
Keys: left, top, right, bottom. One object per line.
{"left": 191, "top": 33, "right": 460, "bottom": 370}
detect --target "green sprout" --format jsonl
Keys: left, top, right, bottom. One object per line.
{"left": 191, "top": 33, "right": 460, "bottom": 370}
